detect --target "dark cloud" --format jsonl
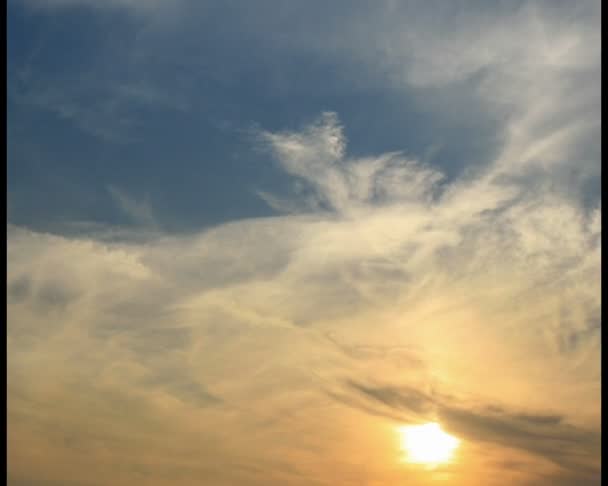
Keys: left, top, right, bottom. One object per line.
{"left": 140, "top": 368, "right": 222, "bottom": 407}
{"left": 337, "top": 379, "right": 600, "bottom": 481}
{"left": 7, "top": 275, "right": 32, "bottom": 302}
{"left": 35, "top": 280, "right": 79, "bottom": 311}
{"left": 8, "top": 273, "right": 81, "bottom": 312}
{"left": 346, "top": 380, "right": 434, "bottom": 416}
{"left": 126, "top": 326, "right": 193, "bottom": 355}
{"left": 514, "top": 414, "right": 563, "bottom": 426}
{"left": 555, "top": 304, "right": 601, "bottom": 354}
{"left": 439, "top": 406, "right": 599, "bottom": 475}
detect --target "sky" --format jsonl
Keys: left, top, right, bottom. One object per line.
{"left": 6, "top": 1, "right": 601, "bottom": 485}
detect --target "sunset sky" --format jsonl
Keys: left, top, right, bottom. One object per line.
{"left": 7, "top": 1, "right": 601, "bottom": 485}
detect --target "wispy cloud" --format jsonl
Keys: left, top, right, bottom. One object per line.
{"left": 7, "top": 1, "right": 599, "bottom": 485}
{"left": 8, "top": 107, "right": 600, "bottom": 484}
{"left": 107, "top": 185, "right": 158, "bottom": 228}
{"left": 336, "top": 379, "right": 599, "bottom": 481}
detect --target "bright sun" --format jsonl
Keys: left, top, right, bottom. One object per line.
{"left": 399, "top": 422, "right": 460, "bottom": 467}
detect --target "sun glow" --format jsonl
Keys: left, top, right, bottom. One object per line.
{"left": 399, "top": 422, "right": 460, "bottom": 467}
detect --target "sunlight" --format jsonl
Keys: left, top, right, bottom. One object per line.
{"left": 399, "top": 422, "right": 460, "bottom": 467}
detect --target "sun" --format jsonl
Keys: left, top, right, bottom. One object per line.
{"left": 398, "top": 422, "right": 460, "bottom": 467}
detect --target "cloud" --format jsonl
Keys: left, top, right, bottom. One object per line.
{"left": 258, "top": 112, "right": 445, "bottom": 215}
{"left": 11, "top": 1, "right": 599, "bottom": 199}
{"left": 7, "top": 1, "right": 600, "bottom": 484}
{"left": 345, "top": 380, "right": 435, "bottom": 416}
{"left": 439, "top": 406, "right": 600, "bottom": 481}
{"left": 108, "top": 185, "right": 158, "bottom": 228}
{"left": 338, "top": 379, "right": 599, "bottom": 482}
{"left": 8, "top": 105, "right": 600, "bottom": 484}
{"left": 243, "top": 1, "right": 599, "bottom": 201}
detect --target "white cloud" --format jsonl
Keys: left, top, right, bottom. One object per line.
{"left": 7, "top": 1, "right": 600, "bottom": 483}
{"left": 8, "top": 114, "right": 600, "bottom": 465}
{"left": 265, "top": 1, "right": 600, "bottom": 197}
{"left": 258, "top": 112, "right": 444, "bottom": 216}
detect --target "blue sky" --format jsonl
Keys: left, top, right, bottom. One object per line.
{"left": 7, "top": 0, "right": 513, "bottom": 233}
{"left": 7, "top": 1, "right": 601, "bottom": 485}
